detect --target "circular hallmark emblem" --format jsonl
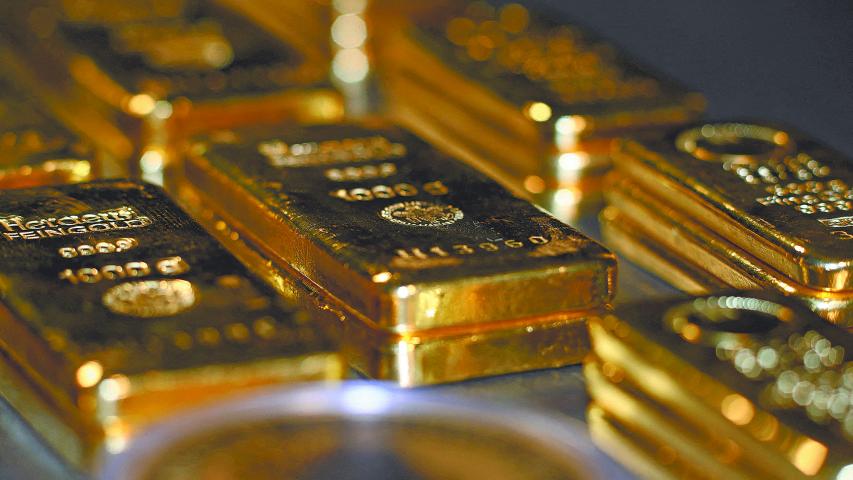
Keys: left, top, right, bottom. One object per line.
{"left": 103, "top": 279, "right": 197, "bottom": 318}
{"left": 675, "top": 123, "right": 794, "bottom": 166}
{"left": 380, "top": 201, "right": 463, "bottom": 227}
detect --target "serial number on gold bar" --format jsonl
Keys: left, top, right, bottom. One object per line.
{"left": 185, "top": 123, "right": 616, "bottom": 332}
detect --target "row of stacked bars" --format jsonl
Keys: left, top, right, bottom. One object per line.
{"left": 602, "top": 123, "right": 853, "bottom": 328}
{"left": 0, "top": 0, "right": 629, "bottom": 469}
{"left": 584, "top": 293, "right": 853, "bottom": 479}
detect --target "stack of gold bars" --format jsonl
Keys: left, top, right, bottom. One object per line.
{"left": 0, "top": 0, "right": 850, "bottom": 477}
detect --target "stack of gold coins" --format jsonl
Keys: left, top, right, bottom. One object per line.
{"left": 174, "top": 121, "right": 616, "bottom": 386}
{"left": 0, "top": 180, "right": 343, "bottom": 467}
{"left": 380, "top": 1, "right": 704, "bottom": 221}
{"left": 585, "top": 293, "right": 853, "bottom": 479}
{"left": 603, "top": 121, "right": 853, "bottom": 327}
{"left": 0, "top": 0, "right": 344, "bottom": 184}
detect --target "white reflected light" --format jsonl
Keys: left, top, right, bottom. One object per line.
{"left": 341, "top": 384, "right": 392, "bottom": 415}
{"left": 331, "top": 14, "right": 367, "bottom": 49}
{"left": 332, "top": 49, "right": 369, "bottom": 84}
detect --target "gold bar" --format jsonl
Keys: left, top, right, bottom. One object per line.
{"left": 177, "top": 181, "right": 594, "bottom": 385}
{"left": 614, "top": 121, "right": 853, "bottom": 292}
{"left": 0, "top": 180, "right": 342, "bottom": 466}
{"left": 604, "top": 173, "right": 853, "bottom": 327}
{"left": 184, "top": 122, "right": 615, "bottom": 333}
{"left": 587, "top": 293, "right": 853, "bottom": 478}
{"left": 381, "top": 1, "right": 703, "bottom": 218}
{"left": 1, "top": 1, "right": 343, "bottom": 181}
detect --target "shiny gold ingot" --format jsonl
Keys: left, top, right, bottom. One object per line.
{"left": 0, "top": 1, "right": 343, "bottom": 181}
{"left": 177, "top": 181, "right": 594, "bottom": 385}
{"left": 381, "top": 1, "right": 703, "bottom": 219}
{"left": 604, "top": 169, "right": 853, "bottom": 327}
{"left": 614, "top": 122, "right": 853, "bottom": 292}
{"left": 184, "top": 122, "right": 615, "bottom": 335}
{"left": 0, "top": 180, "right": 342, "bottom": 466}
{"left": 586, "top": 294, "right": 853, "bottom": 479}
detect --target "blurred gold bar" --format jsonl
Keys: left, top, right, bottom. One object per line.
{"left": 184, "top": 121, "right": 615, "bottom": 334}
{"left": 0, "top": 180, "right": 342, "bottom": 466}
{"left": 1, "top": 0, "right": 343, "bottom": 182}
{"left": 381, "top": 1, "right": 703, "bottom": 220}
{"left": 605, "top": 165, "right": 853, "bottom": 327}
{"left": 177, "top": 181, "right": 593, "bottom": 385}
{"left": 614, "top": 122, "right": 853, "bottom": 292}
{"left": 586, "top": 293, "right": 853, "bottom": 479}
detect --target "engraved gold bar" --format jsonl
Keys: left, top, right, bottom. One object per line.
{"left": 176, "top": 180, "right": 594, "bottom": 385}
{"left": 184, "top": 122, "right": 615, "bottom": 334}
{"left": 0, "top": 180, "right": 343, "bottom": 466}
{"left": 614, "top": 121, "right": 853, "bottom": 292}
{"left": 0, "top": 1, "right": 343, "bottom": 180}
{"left": 381, "top": 1, "right": 703, "bottom": 217}
{"left": 604, "top": 171, "right": 853, "bottom": 327}
{"left": 587, "top": 294, "right": 853, "bottom": 478}
{"left": 0, "top": 56, "right": 102, "bottom": 188}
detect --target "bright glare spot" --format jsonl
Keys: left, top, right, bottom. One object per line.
{"left": 127, "top": 94, "right": 156, "bottom": 116}
{"left": 555, "top": 115, "right": 587, "bottom": 135}
{"left": 792, "top": 438, "right": 828, "bottom": 476}
{"left": 342, "top": 385, "right": 391, "bottom": 415}
{"left": 523, "top": 175, "right": 545, "bottom": 194}
{"left": 721, "top": 393, "right": 754, "bottom": 426}
{"left": 152, "top": 100, "right": 173, "bottom": 120}
{"left": 525, "top": 102, "right": 552, "bottom": 122}
{"left": 99, "top": 375, "right": 130, "bottom": 402}
{"left": 202, "top": 41, "right": 234, "bottom": 68}
{"left": 332, "top": 48, "right": 369, "bottom": 84}
{"left": 554, "top": 188, "right": 580, "bottom": 205}
{"left": 837, "top": 464, "right": 853, "bottom": 480}
{"left": 396, "top": 285, "right": 417, "bottom": 299}
{"left": 140, "top": 149, "right": 165, "bottom": 173}
{"left": 331, "top": 14, "right": 367, "bottom": 49}
{"left": 372, "top": 271, "right": 392, "bottom": 283}
{"left": 76, "top": 361, "right": 104, "bottom": 388}
{"left": 557, "top": 152, "right": 590, "bottom": 171}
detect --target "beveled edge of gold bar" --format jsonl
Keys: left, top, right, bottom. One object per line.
{"left": 605, "top": 174, "right": 853, "bottom": 327}
{"left": 175, "top": 179, "right": 595, "bottom": 386}
{"left": 614, "top": 129, "right": 853, "bottom": 293}
{"left": 588, "top": 311, "right": 845, "bottom": 477}
{"left": 584, "top": 360, "right": 749, "bottom": 480}
{"left": 599, "top": 206, "right": 727, "bottom": 296}
{"left": 184, "top": 128, "right": 615, "bottom": 333}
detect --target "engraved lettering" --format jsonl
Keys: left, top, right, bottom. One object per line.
{"left": 1, "top": 207, "right": 151, "bottom": 241}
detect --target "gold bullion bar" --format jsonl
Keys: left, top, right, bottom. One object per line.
{"left": 176, "top": 181, "right": 593, "bottom": 385}
{"left": 0, "top": 60, "right": 99, "bottom": 188}
{"left": 184, "top": 121, "right": 616, "bottom": 333}
{"left": 588, "top": 293, "right": 853, "bottom": 478}
{"left": 586, "top": 378, "right": 742, "bottom": 479}
{"left": 598, "top": 206, "right": 728, "bottom": 296}
{"left": 1, "top": 0, "right": 343, "bottom": 180}
{"left": 382, "top": 1, "right": 703, "bottom": 207}
{"left": 605, "top": 173, "right": 853, "bottom": 327}
{"left": 0, "top": 180, "right": 342, "bottom": 466}
{"left": 615, "top": 121, "right": 853, "bottom": 292}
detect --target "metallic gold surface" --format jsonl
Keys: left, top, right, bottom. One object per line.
{"left": 605, "top": 173, "right": 853, "bottom": 327}
{"left": 614, "top": 121, "right": 853, "bottom": 292}
{"left": 184, "top": 121, "right": 615, "bottom": 333}
{"left": 0, "top": 180, "right": 342, "bottom": 465}
{"left": 382, "top": 1, "right": 703, "bottom": 216}
{"left": 0, "top": 1, "right": 343, "bottom": 182}
{"left": 176, "top": 141, "right": 596, "bottom": 385}
{"left": 587, "top": 293, "right": 853, "bottom": 479}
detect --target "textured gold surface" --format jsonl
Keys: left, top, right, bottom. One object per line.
{"left": 0, "top": 1, "right": 343, "bottom": 180}
{"left": 0, "top": 180, "right": 342, "bottom": 465}
{"left": 382, "top": 1, "right": 703, "bottom": 215}
{"left": 614, "top": 122, "right": 853, "bottom": 292}
{"left": 184, "top": 121, "right": 615, "bottom": 333}
{"left": 587, "top": 293, "right": 853, "bottom": 479}
{"left": 605, "top": 173, "right": 853, "bottom": 327}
